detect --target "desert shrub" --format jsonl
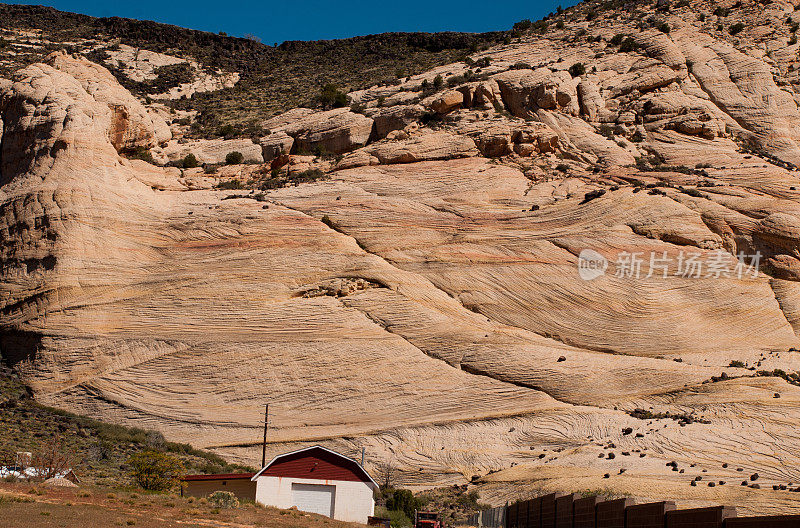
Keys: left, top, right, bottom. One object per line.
{"left": 657, "top": 22, "right": 671, "bottom": 33}
{"left": 729, "top": 22, "right": 745, "bottom": 35}
{"left": 513, "top": 19, "right": 533, "bottom": 31}
{"left": 148, "top": 63, "right": 193, "bottom": 93}
{"left": 215, "top": 179, "right": 244, "bottom": 190}
{"left": 225, "top": 151, "right": 244, "bottom": 165}
{"left": 713, "top": 7, "right": 730, "bottom": 17}
{"left": 532, "top": 20, "right": 548, "bottom": 33}
{"left": 208, "top": 491, "right": 239, "bottom": 509}
{"left": 555, "top": 20, "right": 565, "bottom": 29}
{"left": 182, "top": 153, "right": 199, "bottom": 169}
{"left": 680, "top": 187, "right": 704, "bottom": 198}
{"left": 385, "top": 488, "right": 423, "bottom": 520}
{"left": 556, "top": 163, "right": 570, "bottom": 172}
{"left": 128, "top": 451, "right": 184, "bottom": 491}
{"left": 597, "top": 123, "right": 614, "bottom": 139}
{"left": 610, "top": 33, "right": 624, "bottom": 46}
{"left": 475, "top": 57, "right": 491, "bottom": 68}
{"left": 619, "top": 37, "right": 639, "bottom": 52}
{"left": 729, "top": 360, "right": 746, "bottom": 368}
{"left": 433, "top": 74, "right": 444, "bottom": 89}
{"left": 568, "top": 62, "right": 586, "bottom": 77}
{"left": 126, "top": 147, "right": 157, "bottom": 165}
{"left": 586, "top": 9, "right": 597, "bottom": 20}
{"left": 318, "top": 84, "right": 348, "bottom": 109}
{"left": 217, "top": 124, "right": 236, "bottom": 138}
{"left": 375, "top": 506, "right": 412, "bottom": 528}
{"left": 791, "top": 34, "right": 798, "bottom": 45}
{"left": 581, "top": 189, "right": 606, "bottom": 204}
{"left": 456, "top": 490, "right": 490, "bottom": 510}
{"left": 511, "top": 62, "right": 532, "bottom": 70}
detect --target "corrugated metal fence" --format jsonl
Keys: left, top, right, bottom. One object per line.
{"left": 467, "top": 506, "right": 506, "bottom": 528}
{"left": 467, "top": 492, "right": 800, "bottom": 528}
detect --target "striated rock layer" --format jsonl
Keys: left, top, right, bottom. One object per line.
{"left": 6, "top": 0, "right": 800, "bottom": 514}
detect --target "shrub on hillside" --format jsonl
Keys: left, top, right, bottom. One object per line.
{"left": 385, "top": 488, "right": 423, "bottom": 520}
{"left": 128, "top": 451, "right": 184, "bottom": 491}
{"left": 729, "top": 22, "right": 745, "bottom": 35}
{"left": 619, "top": 37, "right": 639, "bottom": 52}
{"left": 182, "top": 153, "right": 199, "bottom": 169}
{"left": 225, "top": 151, "right": 244, "bottom": 165}
{"left": 208, "top": 491, "right": 239, "bottom": 509}
{"left": 513, "top": 19, "right": 533, "bottom": 31}
{"left": 568, "top": 62, "right": 585, "bottom": 77}
{"left": 318, "top": 84, "right": 348, "bottom": 109}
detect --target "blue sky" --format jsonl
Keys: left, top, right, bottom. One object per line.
{"left": 7, "top": 0, "right": 577, "bottom": 43}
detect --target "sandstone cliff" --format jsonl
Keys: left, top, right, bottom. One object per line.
{"left": 4, "top": 0, "right": 800, "bottom": 514}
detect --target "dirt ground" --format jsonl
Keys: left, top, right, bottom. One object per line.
{"left": 0, "top": 483, "right": 360, "bottom": 528}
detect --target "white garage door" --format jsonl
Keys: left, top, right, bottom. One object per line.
{"left": 291, "top": 483, "right": 335, "bottom": 517}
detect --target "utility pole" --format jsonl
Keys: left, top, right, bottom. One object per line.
{"left": 261, "top": 404, "right": 269, "bottom": 468}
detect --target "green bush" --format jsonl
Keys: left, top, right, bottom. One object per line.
{"left": 182, "top": 153, "right": 199, "bottom": 169}
{"left": 319, "top": 84, "right": 348, "bottom": 109}
{"left": 568, "top": 62, "right": 586, "bottom": 77}
{"left": 385, "top": 488, "right": 423, "bottom": 520}
{"left": 433, "top": 74, "right": 444, "bottom": 89}
{"left": 217, "top": 124, "right": 236, "bottom": 138}
{"left": 225, "top": 151, "right": 244, "bottom": 165}
{"left": 208, "top": 491, "right": 239, "bottom": 509}
{"left": 128, "top": 451, "right": 184, "bottom": 491}
{"left": 619, "top": 37, "right": 639, "bottom": 53}
{"left": 214, "top": 179, "right": 244, "bottom": 190}
{"left": 729, "top": 22, "right": 745, "bottom": 35}
{"left": 513, "top": 19, "right": 532, "bottom": 31}
{"left": 375, "top": 506, "right": 412, "bottom": 528}
{"left": 127, "top": 147, "right": 157, "bottom": 165}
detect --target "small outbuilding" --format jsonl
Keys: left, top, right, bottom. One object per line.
{"left": 182, "top": 473, "right": 256, "bottom": 501}
{"left": 252, "top": 445, "right": 378, "bottom": 523}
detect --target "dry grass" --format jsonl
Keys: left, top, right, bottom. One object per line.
{"left": 0, "top": 483, "right": 357, "bottom": 528}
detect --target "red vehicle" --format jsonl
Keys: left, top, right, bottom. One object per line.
{"left": 414, "top": 510, "right": 444, "bottom": 528}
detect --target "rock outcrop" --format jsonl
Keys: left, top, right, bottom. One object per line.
{"left": 154, "top": 138, "right": 263, "bottom": 165}
{"left": 265, "top": 108, "right": 373, "bottom": 155}
{"left": 45, "top": 51, "right": 171, "bottom": 151}
{"left": 7, "top": 0, "right": 800, "bottom": 514}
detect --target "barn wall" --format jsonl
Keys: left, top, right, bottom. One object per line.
{"left": 254, "top": 475, "right": 375, "bottom": 523}
{"left": 184, "top": 479, "right": 256, "bottom": 501}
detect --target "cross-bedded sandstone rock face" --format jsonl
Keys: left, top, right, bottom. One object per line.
{"left": 6, "top": 0, "right": 800, "bottom": 512}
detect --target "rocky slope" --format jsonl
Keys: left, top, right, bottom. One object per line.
{"left": 4, "top": 0, "right": 800, "bottom": 515}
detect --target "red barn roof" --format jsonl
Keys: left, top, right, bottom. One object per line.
{"left": 251, "top": 445, "right": 378, "bottom": 487}
{"left": 182, "top": 473, "right": 255, "bottom": 481}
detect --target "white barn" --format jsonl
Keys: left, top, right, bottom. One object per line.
{"left": 252, "top": 445, "right": 378, "bottom": 523}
